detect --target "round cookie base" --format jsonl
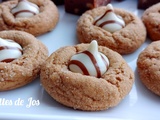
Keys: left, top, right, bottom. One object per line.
{"left": 137, "top": 41, "right": 160, "bottom": 96}
{"left": 0, "top": 30, "right": 48, "bottom": 91}
{"left": 77, "top": 6, "right": 146, "bottom": 54}
{"left": 40, "top": 43, "right": 134, "bottom": 111}
{"left": 142, "top": 3, "right": 160, "bottom": 41}
{"left": 0, "top": 0, "right": 59, "bottom": 36}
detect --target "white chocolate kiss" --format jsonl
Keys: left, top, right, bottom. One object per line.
{"left": 0, "top": 38, "right": 23, "bottom": 63}
{"left": 11, "top": 0, "right": 39, "bottom": 18}
{"left": 94, "top": 4, "right": 125, "bottom": 33}
{"left": 68, "top": 40, "right": 109, "bottom": 78}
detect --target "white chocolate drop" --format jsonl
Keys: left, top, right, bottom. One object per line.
{"left": 68, "top": 40, "right": 109, "bottom": 78}
{"left": 94, "top": 4, "right": 125, "bottom": 33}
{"left": 0, "top": 38, "right": 23, "bottom": 63}
{"left": 11, "top": 0, "right": 39, "bottom": 18}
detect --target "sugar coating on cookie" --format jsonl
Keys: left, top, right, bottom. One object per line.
{"left": 0, "top": 0, "right": 59, "bottom": 36}
{"left": 11, "top": 0, "right": 39, "bottom": 18}
{"left": 142, "top": 3, "right": 160, "bottom": 41}
{"left": 0, "top": 30, "right": 48, "bottom": 91}
{"left": 68, "top": 40, "right": 109, "bottom": 78}
{"left": 77, "top": 5, "right": 146, "bottom": 54}
{"left": 40, "top": 43, "right": 134, "bottom": 111}
{"left": 0, "top": 38, "right": 22, "bottom": 63}
{"left": 93, "top": 4, "right": 125, "bottom": 33}
{"left": 137, "top": 41, "right": 160, "bottom": 96}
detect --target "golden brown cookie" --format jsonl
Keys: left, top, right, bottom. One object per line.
{"left": 40, "top": 43, "right": 134, "bottom": 111}
{"left": 0, "top": 30, "right": 48, "bottom": 91}
{"left": 142, "top": 3, "right": 160, "bottom": 41}
{"left": 0, "top": 0, "right": 59, "bottom": 36}
{"left": 137, "top": 41, "right": 160, "bottom": 96}
{"left": 77, "top": 6, "right": 146, "bottom": 54}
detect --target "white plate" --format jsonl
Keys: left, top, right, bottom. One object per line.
{"left": 0, "top": 0, "right": 160, "bottom": 120}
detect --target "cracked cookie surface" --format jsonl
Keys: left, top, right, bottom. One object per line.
{"left": 77, "top": 6, "right": 146, "bottom": 54}
{"left": 137, "top": 41, "right": 160, "bottom": 96}
{"left": 40, "top": 43, "right": 134, "bottom": 111}
{"left": 142, "top": 3, "right": 160, "bottom": 41}
{"left": 0, "top": 0, "right": 59, "bottom": 36}
{"left": 0, "top": 30, "right": 48, "bottom": 91}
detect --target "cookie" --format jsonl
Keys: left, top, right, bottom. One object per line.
{"left": 0, "top": 0, "right": 59, "bottom": 36}
{"left": 0, "top": 30, "right": 48, "bottom": 91}
{"left": 142, "top": 3, "right": 160, "bottom": 41}
{"left": 40, "top": 40, "right": 134, "bottom": 111}
{"left": 137, "top": 41, "right": 160, "bottom": 96}
{"left": 77, "top": 4, "right": 146, "bottom": 54}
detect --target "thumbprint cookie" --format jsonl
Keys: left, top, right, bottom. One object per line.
{"left": 0, "top": 0, "right": 59, "bottom": 36}
{"left": 40, "top": 40, "right": 134, "bottom": 111}
{"left": 0, "top": 30, "right": 48, "bottom": 91}
{"left": 77, "top": 4, "right": 146, "bottom": 54}
{"left": 137, "top": 41, "right": 160, "bottom": 96}
{"left": 142, "top": 3, "right": 160, "bottom": 41}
